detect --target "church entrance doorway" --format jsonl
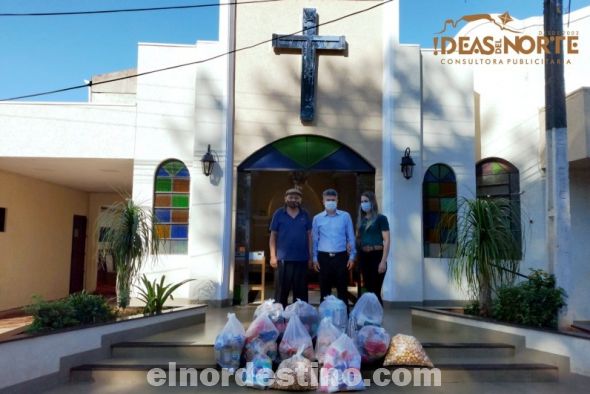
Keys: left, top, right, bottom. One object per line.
{"left": 234, "top": 135, "right": 375, "bottom": 305}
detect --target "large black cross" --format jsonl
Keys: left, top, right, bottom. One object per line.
{"left": 272, "top": 8, "right": 347, "bottom": 122}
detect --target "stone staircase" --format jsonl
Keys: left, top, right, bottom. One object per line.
{"left": 41, "top": 307, "right": 589, "bottom": 393}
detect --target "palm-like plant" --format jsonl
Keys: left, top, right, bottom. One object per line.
{"left": 97, "top": 198, "right": 160, "bottom": 308}
{"left": 137, "top": 275, "right": 194, "bottom": 314}
{"left": 444, "top": 197, "right": 522, "bottom": 317}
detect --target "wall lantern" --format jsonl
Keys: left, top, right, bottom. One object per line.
{"left": 200, "top": 144, "right": 216, "bottom": 177}
{"left": 400, "top": 147, "right": 415, "bottom": 180}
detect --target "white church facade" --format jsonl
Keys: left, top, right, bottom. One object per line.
{"left": 0, "top": 1, "right": 589, "bottom": 322}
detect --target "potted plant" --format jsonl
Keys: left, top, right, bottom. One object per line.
{"left": 97, "top": 198, "right": 160, "bottom": 308}
{"left": 444, "top": 197, "right": 522, "bottom": 317}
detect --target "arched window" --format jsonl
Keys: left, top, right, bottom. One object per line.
{"left": 423, "top": 164, "right": 457, "bottom": 258}
{"left": 476, "top": 158, "right": 521, "bottom": 257}
{"left": 154, "top": 160, "right": 190, "bottom": 254}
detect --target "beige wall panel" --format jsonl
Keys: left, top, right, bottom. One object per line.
{"left": 0, "top": 170, "right": 88, "bottom": 311}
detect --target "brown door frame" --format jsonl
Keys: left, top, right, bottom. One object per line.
{"left": 69, "top": 215, "right": 87, "bottom": 294}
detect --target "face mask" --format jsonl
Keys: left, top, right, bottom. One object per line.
{"left": 287, "top": 201, "right": 300, "bottom": 209}
{"left": 324, "top": 201, "right": 337, "bottom": 211}
{"left": 361, "top": 202, "right": 372, "bottom": 212}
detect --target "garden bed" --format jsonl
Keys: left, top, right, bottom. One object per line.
{"left": 0, "top": 304, "right": 206, "bottom": 392}
{"left": 411, "top": 306, "right": 590, "bottom": 376}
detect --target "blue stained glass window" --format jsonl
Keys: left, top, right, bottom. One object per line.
{"left": 155, "top": 209, "right": 171, "bottom": 223}
{"left": 171, "top": 225, "right": 188, "bottom": 239}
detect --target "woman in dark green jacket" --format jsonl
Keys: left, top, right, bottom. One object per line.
{"left": 356, "top": 191, "right": 390, "bottom": 305}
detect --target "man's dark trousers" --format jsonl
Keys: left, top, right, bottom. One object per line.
{"left": 275, "top": 260, "right": 308, "bottom": 307}
{"left": 318, "top": 251, "right": 348, "bottom": 303}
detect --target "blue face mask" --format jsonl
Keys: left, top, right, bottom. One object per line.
{"left": 324, "top": 201, "right": 337, "bottom": 211}
{"left": 361, "top": 202, "right": 372, "bottom": 213}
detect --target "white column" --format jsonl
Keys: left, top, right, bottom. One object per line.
{"left": 546, "top": 126, "right": 573, "bottom": 327}
{"left": 381, "top": 0, "right": 424, "bottom": 304}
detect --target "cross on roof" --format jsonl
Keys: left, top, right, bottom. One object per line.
{"left": 272, "top": 8, "right": 347, "bottom": 122}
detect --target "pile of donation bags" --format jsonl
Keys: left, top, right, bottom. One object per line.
{"left": 213, "top": 294, "right": 434, "bottom": 391}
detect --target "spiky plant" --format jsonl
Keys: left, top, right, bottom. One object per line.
{"left": 136, "top": 275, "right": 194, "bottom": 314}
{"left": 444, "top": 197, "right": 522, "bottom": 317}
{"left": 97, "top": 198, "right": 160, "bottom": 308}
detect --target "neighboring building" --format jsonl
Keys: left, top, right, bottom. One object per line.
{"left": 0, "top": 1, "right": 588, "bottom": 321}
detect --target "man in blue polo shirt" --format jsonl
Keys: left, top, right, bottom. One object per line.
{"left": 269, "top": 188, "right": 312, "bottom": 307}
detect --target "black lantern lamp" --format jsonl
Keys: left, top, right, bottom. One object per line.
{"left": 201, "top": 144, "right": 216, "bottom": 177}
{"left": 400, "top": 147, "right": 415, "bottom": 180}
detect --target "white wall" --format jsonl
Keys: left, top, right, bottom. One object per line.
{"left": 470, "top": 8, "right": 590, "bottom": 303}
{"left": 421, "top": 50, "right": 476, "bottom": 302}
{"left": 0, "top": 102, "right": 136, "bottom": 159}
{"left": 569, "top": 166, "right": 590, "bottom": 320}
{"left": 132, "top": 38, "right": 230, "bottom": 302}
{"left": 382, "top": 44, "right": 423, "bottom": 303}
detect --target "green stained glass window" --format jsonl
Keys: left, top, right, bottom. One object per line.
{"left": 423, "top": 164, "right": 457, "bottom": 258}
{"left": 156, "top": 178, "right": 172, "bottom": 192}
{"left": 476, "top": 158, "right": 522, "bottom": 258}
{"left": 154, "top": 159, "right": 190, "bottom": 254}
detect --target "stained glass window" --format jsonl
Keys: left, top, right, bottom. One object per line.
{"left": 154, "top": 160, "right": 190, "bottom": 254}
{"left": 423, "top": 164, "right": 457, "bottom": 258}
{"left": 476, "top": 158, "right": 522, "bottom": 258}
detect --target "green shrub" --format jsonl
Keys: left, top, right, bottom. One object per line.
{"left": 67, "top": 291, "right": 116, "bottom": 325}
{"left": 463, "top": 301, "right": 480, "bottom": 316}
{"left": 25, "top": 296, "right": 79, "bottom": 333}
{"left": 24, "top": 292, "right": 116, "bottom": 333}
{"left": 493, "top": 269, "right": 567, "bottom": 329}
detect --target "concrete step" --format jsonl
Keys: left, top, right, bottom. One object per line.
{"left": 422, "top": 342, "right": 515, "bottom": 358}
{"left": 572, "top": 321, "right": 590, "bottom": 334}
{"left": 111, "top": 341, "right": 515, "bottom": 361}
{"left": 112, "top": 342, "right": 215, "bottom": 360}
{"left": 71, "top": 360, "right": 558, "bottom": 384}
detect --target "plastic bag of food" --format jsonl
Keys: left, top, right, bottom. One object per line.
{"left": 285, "top": 299, "right": 320, "bottom": 338}
{"left": 319, "top": 333, "right": 365, "bottom": 393}
{"left": 355, "top": 326, "right": 390, "bottom": 364}
{"left": 244, "top": 312, "right": 279, "bottom": 362}
{"left": 240, "top": 353, "right": 274, "bottom": 389}
{"left": 347, "top": 293, "right": 383, "bottom": 341}
{"left": 214, "top": 313, "right": 246, "bottom": 372}
{"left": 271, "top": 346, "right": 319, "bottom": 391}
{"left": 254, "top": 299, "right": 287, "bottom": 333}
{"left": 315, "top": 317, "right": 343, "bottom": 364}
{"left": 319, "top": 295, "right": 348, "bottom": 332}
{"left": 279, "top": 314, "right": 315, "bottom": 360}
{"left": 383, "top": 334, "right": 434, "bottom": 368}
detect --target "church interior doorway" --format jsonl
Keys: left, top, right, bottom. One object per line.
{"left": 234, "top": 135, "right": 375, "bottom": 305}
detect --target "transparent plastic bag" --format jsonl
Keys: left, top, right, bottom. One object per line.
{"left": 285, "top": 299, "right": 320, "bottom": 338}
{"left": 347, "top": 292, "right": 383, "bottom": 341}
{"left": 319, "top": 295, "right": 348, "bottom": 332}
{"left": 240, "top": 353, "right": 274, "bottom": 390}
{"left": 315, "top": 317, "right": 343, "bottom": 365}
{"left": 383, "top": 334, "right": 434, "bottom": 368}
{"left": 214, "top": 313, "right": 246, "bottom": 372}
{"left": 244, "top": 312, "right": 279, "bottom": 362}
{"left": 319, "top": 333, "right": 365, "bottom": 393}
{"left": 279, "top": 314, "right": 315, "bottom": 360}
{"left": 272, "top": 346, "right": 319, "bottom": 391}
{"left": 254, "top": 299, "right": 287, "bottom": 333}
{"left": 355, "top": 325, "right": 390, "bottom": 364}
